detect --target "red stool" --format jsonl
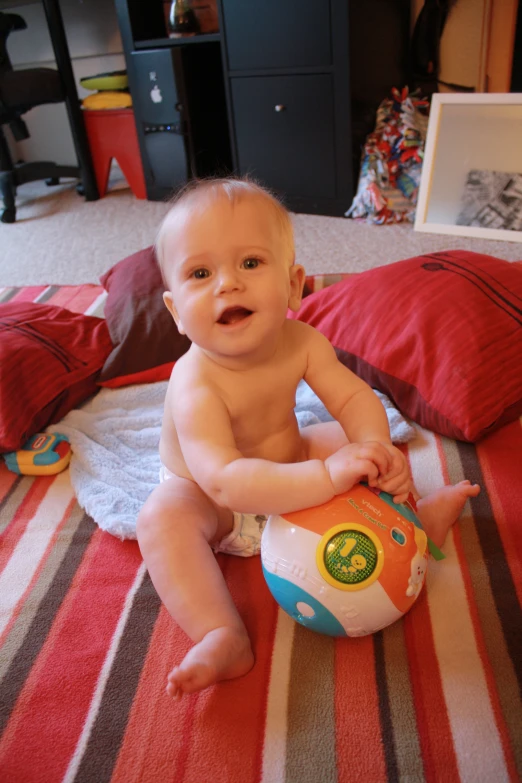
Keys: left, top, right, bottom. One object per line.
{"left": 82, "top": 108, "right": 147, "bottom": 199}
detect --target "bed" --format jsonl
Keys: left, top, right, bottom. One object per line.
{"left": 1, "top": 251, "right": 521, "bottom": 783}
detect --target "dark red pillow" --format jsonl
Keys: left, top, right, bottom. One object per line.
{"left": 290, "top": 250, "right": 522, "bottom": 442}
{"left": 0, "top": 302, "right": 112, "bottom": 453}
{"left": 98, "top": 247, "right": 190, "bottom": 388}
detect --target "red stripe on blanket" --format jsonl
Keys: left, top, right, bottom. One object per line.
{"left": 403, "top": 594, "right": 460, "bottom": 783}
{"left": 112, "top": 604, "right": 195, "bottom": 782}
{"left": 0, "top": 475, "right": 56, "bottom": 576}
{"left": 7, "top": 286, "right": 49, "bottom": 303}
{"left": 0, "top": 530, "right": 142, "bottom": 782}
{"left": 179, "top": 557, "right": 275, "bottom": 783}
{"left": 0, "top": 495, "right": 76, "bottom": 649}
{"left": 43, "top": 284, "right": 104, "bottom": 313}
{"left": 0, "top": 466, "right": 18, "bottom": 503}
{"left": 114, "top": 557, "right": 276, "bottom": 783}
{"left": 478, "top": 420, "right": 522, "bottom": 604}
{"left": 334, "top": 635, "right": 387, "bottom": 782}
{"left": 452, "top": 520, "right": 520, "bottom": 782}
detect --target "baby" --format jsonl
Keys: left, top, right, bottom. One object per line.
{"left": 137, "top": 177, "right": 479, "bottom": 701}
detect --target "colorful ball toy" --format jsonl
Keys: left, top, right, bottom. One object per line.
{"left": 261, "top": 483, "right": 429, "bottom": 637}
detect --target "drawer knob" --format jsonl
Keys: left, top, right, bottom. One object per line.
{"left": 274, "top": 104, "right": 286, "bottom": 112}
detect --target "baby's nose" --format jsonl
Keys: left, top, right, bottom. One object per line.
{"left": 216, "top": 268, "right": 242, "bottom": 292}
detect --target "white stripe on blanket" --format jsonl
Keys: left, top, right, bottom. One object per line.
{"left": 49, "top": 381, "right": 415, "bottom": 540}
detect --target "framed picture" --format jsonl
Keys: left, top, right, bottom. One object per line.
{"left": 414, "top": 92, "right": 522, "bottom": 242}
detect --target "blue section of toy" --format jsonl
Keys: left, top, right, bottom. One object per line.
{"left": 263, "top": 566, "right": 348, "bottom": 637}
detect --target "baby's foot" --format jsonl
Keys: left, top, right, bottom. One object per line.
{"left": 416, "top": 480, "right": 480, "bottom": 548}
{"left": 166, "top": 626, "right": 254, "bottom": 701}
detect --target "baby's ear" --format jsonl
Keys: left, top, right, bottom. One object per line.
{"left": 288, "top": 264, "right": 306, "bottom": 312}
{"left": 163, "top": 291, "right": 185, "bottom": 334}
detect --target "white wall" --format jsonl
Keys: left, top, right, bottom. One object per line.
{"left": 2, "top": 0, "right": 125, "bottom": 164}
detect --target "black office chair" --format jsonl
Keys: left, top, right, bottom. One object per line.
{"left": 0, "top": 12, "right": 80, "bottom": 223}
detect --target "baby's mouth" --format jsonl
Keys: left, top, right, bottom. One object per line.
{"left": 217, "top": 307, "right": 253, "bottom": 325}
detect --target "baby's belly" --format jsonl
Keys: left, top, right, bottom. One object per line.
{"left": 237, "top": 418, "right": 305, "bottom": 464}
{"left": 159, "top": 417, "right": 305, "bottom": 482}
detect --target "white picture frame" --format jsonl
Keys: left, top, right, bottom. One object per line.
{"left": 414, "top": 92, "right": 522, "bottom": 243}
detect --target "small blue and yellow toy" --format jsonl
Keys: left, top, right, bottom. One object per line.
{"left": 3, "top": 433, "right": 71, "bottom": 476}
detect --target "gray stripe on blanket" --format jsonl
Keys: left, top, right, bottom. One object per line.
{"left": 49, "top": 381, "right": 415, "bottom": 540}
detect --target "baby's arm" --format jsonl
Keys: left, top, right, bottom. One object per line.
{"left": 172, "top": 386, "right": 379, "bottom": 515}
{"left": 303, "top": 326, "right": 410, "bottom": 501}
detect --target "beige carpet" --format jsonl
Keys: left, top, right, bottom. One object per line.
{"left": 1, "top": 179, "right": 521, "bottom": 286}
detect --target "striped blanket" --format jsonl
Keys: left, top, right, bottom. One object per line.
{"left": 1, "top": 285, "right": 521, "bottom": 783}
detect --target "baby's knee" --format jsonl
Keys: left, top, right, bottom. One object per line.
{"left": 136, "top": 489, "right": 219, "bottom": 546}
{"left": 136, "top": 494, "right": 169, "bottom": 544}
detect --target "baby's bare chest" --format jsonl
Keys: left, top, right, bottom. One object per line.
{"left": 226, "top": 371, "right": 299, "bottom": 421}
{"left": 219, "top": 362, "right": 304, "bottom": 447}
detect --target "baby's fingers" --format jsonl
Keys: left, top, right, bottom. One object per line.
{"left": 359, "top": 443, "right": 392, "bottom": 478}
{"left": 392, "top": 491, "right": 410, "bottom": 505}
{"left": 376, "top": 472, "right": 411, "bottom": 500}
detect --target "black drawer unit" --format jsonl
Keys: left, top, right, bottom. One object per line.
{"left": 222, "top": 0, "right": 332, "bottom": 71}
{"left": 114, "top": 0, "right": 410, "bottom": 215}
{"left": 219, "top": 0, "right": 409, "bottom": 216}
{"left": 230, "top": 74, "right": 336, "bottom": 200}
{"left": 114, "top": 1, "right": 232, "bottom": 201}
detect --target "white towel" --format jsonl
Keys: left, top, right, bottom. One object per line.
{"left": 50, "top": 381, "right": 415, "bottom": 540}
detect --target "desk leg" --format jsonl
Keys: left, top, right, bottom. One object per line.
{"left": 41, "top": 0, "right": 99, "bottom": 201}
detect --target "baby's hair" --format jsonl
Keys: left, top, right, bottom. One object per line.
{"left": 155, "top": 176, "right": 295, "bottom": 283}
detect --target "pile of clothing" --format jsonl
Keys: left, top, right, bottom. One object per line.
{"left": 346, "top": 87, "right": 430, "bottom": 224}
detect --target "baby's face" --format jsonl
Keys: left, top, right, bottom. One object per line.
{"left": 162, "top": 196, "right": 304, "bottom": 362}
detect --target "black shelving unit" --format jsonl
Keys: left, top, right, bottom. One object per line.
{"left": 115, "top": 0, "right": 410, "bottom": 215}
{"left": 114, "top": 0, "right": 231, "bottom": 201}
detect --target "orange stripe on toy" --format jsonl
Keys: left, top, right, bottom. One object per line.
{"left": 334, "top": 635, "right": 387, "bottom": 782}
{"left": 0, "top": 531, "right": 142, "bottom": 782}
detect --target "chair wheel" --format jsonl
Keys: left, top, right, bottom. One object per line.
{"left": 1, "top": 207, "right": 16, "bottom": 223}
{"left": 76, "top": 183, "right": 85, "bottom": 196}
{"left": 45, "top": 177, "right": 59, "bottom": 186}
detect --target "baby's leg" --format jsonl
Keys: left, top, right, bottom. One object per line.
{"left": 415, "top": 481, "right": 480, "bottom": 548}
{"left": 137, "top": 475, "right": 254, "bottom": 700}
{"left": 300, "top": 421, "right": 480, "bottom": 548}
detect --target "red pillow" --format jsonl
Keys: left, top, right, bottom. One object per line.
{"left": 290, "top": 250, "right": 522, "bottom": 442}
{"left": 0, "top": 302, "right": 112, "bottom": 453}
{"left": 98, "top": 246, "right": 190, "bottom": 388}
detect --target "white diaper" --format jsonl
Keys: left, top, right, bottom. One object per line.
{"left": 159, "top": 464, "right": 266, "bottom": 557}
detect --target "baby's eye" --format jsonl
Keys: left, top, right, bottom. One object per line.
{"left": 192, "top": 268, "right": 210, "bottom": 279}
{"left": 242, "top": 257, "right": 260, "bottom": 270}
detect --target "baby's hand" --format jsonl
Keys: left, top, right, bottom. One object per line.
{"left": 374, "top": 444, "right": 411, "bottom": 504}
{"left": 325, "top": 441, "right": 394, "bottom": 496}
